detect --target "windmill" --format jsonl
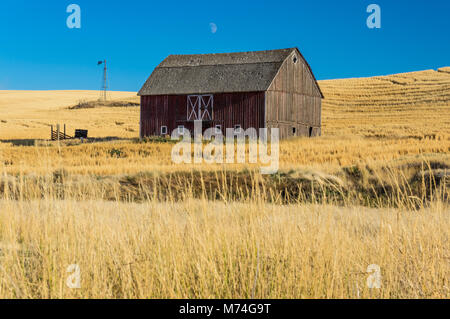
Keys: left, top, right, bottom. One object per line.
{"left": 97, "top": 60, "right": 109, "bottom": 101}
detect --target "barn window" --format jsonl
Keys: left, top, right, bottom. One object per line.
{"left": 293, "top": 55, "right": 298, "bottom": 64}
{"left": 215, "top": 125, "right": 222, "bottom": 134}
{"left": 234, "top": 125, "right": 242, "bottom": 134}
{"left": 292, "top": 127, "right": 297, "bottom": 135}
{"left": 160, "top": 126, "right": 168, "bottom": 135}
{"left": 309, "top": 127, "right": 313, "bottom": 137}
{"left": 187, "top": 95, "right": 213, "bottom": 121}
{"left": 178, "top": 125, "right": 185, "bottom": 135}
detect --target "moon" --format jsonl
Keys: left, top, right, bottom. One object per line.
{"left": 209, "top": 22, "right": 217, "bottom": 34}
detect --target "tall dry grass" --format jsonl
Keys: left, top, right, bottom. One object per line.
{"left": 0, "top": 196, "right": 448, "bottom": 299}
{"left": 0, "top": 152, "right": 448, "bottom": 298}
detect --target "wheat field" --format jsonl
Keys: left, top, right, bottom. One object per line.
{"left": 0, "top": 69, "right": 449, "bottom": 299}
{"left": 0, "top": 90, "right": 139, "bottom": 140}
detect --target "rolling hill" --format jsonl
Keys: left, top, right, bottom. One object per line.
{"left": 320, "top": 68, "right": 450, "bottom": 138}
{"left": 0, "top": 68, "right": 449, "bottom": 140}
{"left": 0, "top": 90, "right": 139, "bottom": 139}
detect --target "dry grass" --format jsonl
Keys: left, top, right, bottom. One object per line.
{"left": 0, "top": 199, "right": 448, "bottom": 299}
{"left": 0, "top": 137, "right": 448, "bottom": 178}
{"left": 0, "top": 69, "right": 449, "bottom": 298}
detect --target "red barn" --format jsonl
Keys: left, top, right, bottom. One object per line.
{"left": 138, "top": 48, "right": 323, "bottom": 139}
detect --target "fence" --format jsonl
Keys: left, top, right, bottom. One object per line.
{"left": 50, "top": 124, "right": 72, "bottom": 141}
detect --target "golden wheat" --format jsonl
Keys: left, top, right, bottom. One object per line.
{"left": 0, "top": 90, "right": 139, "bottom": 140}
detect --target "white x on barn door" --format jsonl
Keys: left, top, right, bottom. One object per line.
{"left": 187, "top": 95, "right": 213, "bottom": 121}
{"left": 187, "top": 95, "right": 200, "bottom": 121}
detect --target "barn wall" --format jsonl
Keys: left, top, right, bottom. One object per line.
{"left": 213, "top": 92, "right": 265, "bottom": 133}
{"left": 266, "top": 51, "right": 322, "bottom": 139}
{"left": 140, "top": 92, "right": 265, "bottom": 137}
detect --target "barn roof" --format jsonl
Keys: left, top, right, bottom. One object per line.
{"left": 138, "top": 48, "right": 323, "bottom": 97}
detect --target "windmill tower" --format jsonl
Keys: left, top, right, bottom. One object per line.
{"left": 97, "top": 60, "right": 109, "bottom": 101}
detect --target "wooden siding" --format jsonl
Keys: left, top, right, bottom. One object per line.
{"left": 140, "top": 92, "right": 265, "bottom": 137}
{"left": 266, "top": 51, "right": 322, "bottom": 139}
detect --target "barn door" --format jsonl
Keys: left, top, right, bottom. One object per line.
{"left": 187, "top": 95, "right": 200, "bottom": 121}
{"left": 187, "top": 95, "right": 213, "bottom": 121}
{"left": 200, "top": 95, "right": 213, "bottom": 120}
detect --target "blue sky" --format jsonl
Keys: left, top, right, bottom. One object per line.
{"left": 0, "top": 0, "right": 448, "bottom": 91}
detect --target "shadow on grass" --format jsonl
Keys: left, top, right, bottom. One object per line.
{"left": 1, "top": 136, "right": 137, "bottom": 146}
{"left": 0, "top": 139, "right": 37, "bottom": 146}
